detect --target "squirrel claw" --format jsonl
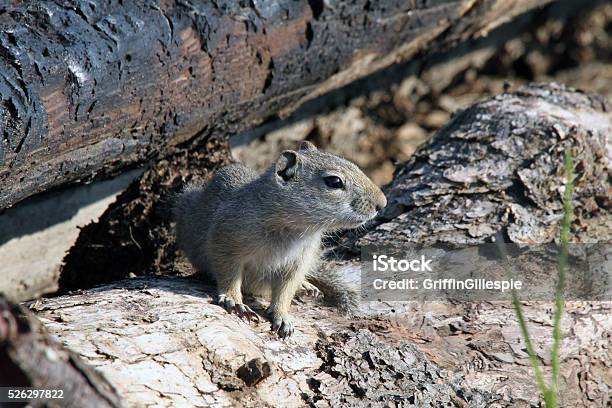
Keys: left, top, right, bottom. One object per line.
{"left": 235, "top": 303, "right": 260, "bottom": 323}
{"left": 299, "top": 281, "right": 322, "bottom": 298}
{"left": 270, "top": 315, "right": 294, "bottom": 339}
{"left": 214, "top": 294, "right": 235, "bottom": 311}
{"left": 215, "top": 295, "right": 260, "bottom": 323}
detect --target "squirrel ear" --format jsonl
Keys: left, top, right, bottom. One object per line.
{"left": 299, "top": 140, "right": 317, "bottom": 151}
{"left": 275, "top": 150, "right": 299, "bottom": 182}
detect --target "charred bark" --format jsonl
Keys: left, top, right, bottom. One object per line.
{"left": 0, "top": 0, "right": 551, "bottom": 209}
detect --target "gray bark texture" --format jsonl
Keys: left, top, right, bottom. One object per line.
{"left": 343, "top": 82, "right": 610, "bottom": 250}
{"left": 4, "top": 83, "right": 609, "bottom": 407}
{"left": 0, "top": 297, "right": 124, "bottom": 407}
{"left": 0, "top": 0, "right": 552, "bottom": 209}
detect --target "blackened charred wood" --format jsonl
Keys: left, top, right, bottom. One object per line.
{"left": 0, "top": 0, "right": 551, "bottom": 209}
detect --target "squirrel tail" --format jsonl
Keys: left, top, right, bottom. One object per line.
{"left": 306, "top": 264, "right": 360, "bottom": 316}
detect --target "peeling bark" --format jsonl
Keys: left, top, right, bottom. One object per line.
{"left": 0, "top": 297, "right": 123, "bottom": 407}
{"left": 345, "top": 82, "right": 611, "bottom": 250}
{"left": 0, "top": 0, "right": 551, "bottom": 209}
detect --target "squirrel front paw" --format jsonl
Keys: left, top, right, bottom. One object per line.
{"left": 266, "top": 308, "right": 294, "bottom": 339}
{"left": 215, "top": 294, "right": 260, "bottom": 322}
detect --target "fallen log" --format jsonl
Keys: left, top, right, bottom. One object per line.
{"left": 345, "top": 82, "right": 611, "bottom": 249}
{"left": 28, "top": 275, "right": 611, "bottom": 406}
{"left": 32, "top": 83, "right": 611, "bottom": 406}
{"left": 30, "top": 277, "right": 499, "bottom": 407}
{"left": 0, "top": 0, "right": 552, "bottom": 209}
{"left": 0, "top": 296, "right": 123, "bottom": 407}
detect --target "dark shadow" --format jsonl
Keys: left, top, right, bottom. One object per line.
{"left": 0, "top": 169, "right": 142, "bottom": 246}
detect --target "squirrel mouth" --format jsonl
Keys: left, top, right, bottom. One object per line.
{"left": 348, "top": 213, "right": 376, "bottom": 228}
{"left": 329, "top": 211, "right": 378, "bottom": 230}
{"left": 364, "top": 210, "right": 380, "bottom": 222}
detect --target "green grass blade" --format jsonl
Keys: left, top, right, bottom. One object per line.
{"left": 550, "top": 149, "right": 574, "bottom": 400}
{"left": 496, "top": 149, "right": 574, "bottom": 408}
{"left": 495, "top": 238, "right": 549, "bottom": 400}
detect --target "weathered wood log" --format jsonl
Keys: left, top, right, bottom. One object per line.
{"left": 0, "top": 296, "right": 124, "bottom": 407}
{"left": 344, "top": 82, "right": 611, "bottom": 250}
{"left": 29, "top": 276, "right": 611, "bottom": 406}
{"left": 0, "top": 0, "right": 552, "bottom": 209}
{"left": 32, "top": 277, "right": 500, "bottom": 407}
{"left": 38, "top": 83, "right": 611, "bottom": 406}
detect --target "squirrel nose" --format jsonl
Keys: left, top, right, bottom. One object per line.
{"left": 375, "top": 192, "right": 387, "bottom": 212}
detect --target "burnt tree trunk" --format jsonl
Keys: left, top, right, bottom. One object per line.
{"left": 0, "top": 0, "right": 551, "bottom": 209}
{"left": 26, "top": 84, "right": 611, "bottom": 406}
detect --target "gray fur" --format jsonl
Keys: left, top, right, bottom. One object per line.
{"left": 172, "top": 142, "right": 386, "bottom": 337}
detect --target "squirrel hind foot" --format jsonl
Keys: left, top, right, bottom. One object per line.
{"left": 297, "top": 281, "right": 323, "bottom": 298}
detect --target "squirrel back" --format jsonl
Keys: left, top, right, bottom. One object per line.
{"left": 173, "top": 164, "right": 257, "bottom": 274}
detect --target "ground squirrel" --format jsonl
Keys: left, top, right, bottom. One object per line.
{"left": 172, "top": 141, "right": 386, "bottom": 338}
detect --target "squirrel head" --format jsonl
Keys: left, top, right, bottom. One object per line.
{"left": 271, "top": 141, "right": 387, "bottom": 230}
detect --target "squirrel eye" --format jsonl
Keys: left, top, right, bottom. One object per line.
{"left": 323, "top": 175, "right": 344, "bottom": 189}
